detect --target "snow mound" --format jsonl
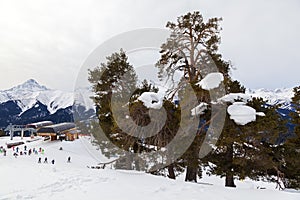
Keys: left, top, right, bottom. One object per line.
{"left": 197, "top": 72, "right": 224, "bottom": 90}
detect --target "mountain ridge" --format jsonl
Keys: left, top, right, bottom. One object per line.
{"left": 0, "top": 79, "right": 296, "bottom": 128}
{"left": 0, "top": 79, "right": 95, "bottom": 128}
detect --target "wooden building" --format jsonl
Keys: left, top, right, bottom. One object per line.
{"left": 37, "top": 123, "right": 77, "bottom": 141}
{"left": 65, "top": 129, "right": 80, "bottom": 141}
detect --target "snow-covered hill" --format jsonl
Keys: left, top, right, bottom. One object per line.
{"left": 0, "top": 136, "right": 299, "bottom": 200}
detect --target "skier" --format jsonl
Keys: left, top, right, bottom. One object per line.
{"left": 67, "top": 156, "right": 71, "bottom": 163}
{"left": 24, "top": 145, "right": 27, "bottom": 151}
{"left": 16, "top": 147, "right": 19, "bottom": 153}
{"left": 44, "top": 157, "right": 48, "bottom": 163}
{"left": 3, "top": 149, "right": 6, "bottom": 156}
{"left": 51, "top": 159, "right": 55, "bottom": 164}
{"left": 38, "top": 157, "right": 41, "bottom": 163}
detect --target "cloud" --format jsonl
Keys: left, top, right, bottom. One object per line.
{"left": 0, "top": 0, "right": 299, "bottom": 91}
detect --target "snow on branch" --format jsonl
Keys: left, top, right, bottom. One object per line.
{"left": 218, "top": 93, "right": 251, "bottom": 103}
{"left": 227, "top": 102, "right": 265, "bottom": 125}
{"left": 138, "top": 92, "right": 164, "bottom": 109}
{"left": 196, "top": 72, "right": 224, "bottom": 90}
{"left": 191, "top": 102, "right": 208, "bottom": 116}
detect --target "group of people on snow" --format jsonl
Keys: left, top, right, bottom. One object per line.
{"left": 37, "top": 156, "right": 71, "bottom": 164}
{"left": 11, "top": 145, "right": 44, "bottom": 158}
{"left": 2, "top": 143, "right": 72, "bottom": 165}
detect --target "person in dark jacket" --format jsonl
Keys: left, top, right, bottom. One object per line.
{"left": 51, "top": 159, "right": 55, "bottom": 164}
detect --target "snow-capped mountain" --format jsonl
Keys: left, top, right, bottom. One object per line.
{"left": 246, "top": 88, "right": 294, "bottom": 110}
{"left": 0, "top": 79, "right": 95, "bottom": 128}
{"left": 0, "top": 79, "right": 296, "bottom": 129}
{"left": 0, "top": 79, "right": 74, "bottom": 115}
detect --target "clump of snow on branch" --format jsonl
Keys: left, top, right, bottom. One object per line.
{"left": 138, "top": 92, "right": 164, "bottom": 109}
{"left": 218, "top": 93, "right": 251, "bottom": 103}
{"left": 191, "top": 102, "right": 208, "bottom": 116}
{"left": 227, "top": 102, "right": 265, "bottom": 125}
{"left": 256, "top": 112, "right": 266, "bottom": 117}
{"left": 197, "top": 72, "right": 224, "bottom": 90}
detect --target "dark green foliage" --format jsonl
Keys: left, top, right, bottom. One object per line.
{"left": 0, "top": 129, "right": 5, "bottom": 137}
{"left": 280, "top": 86, "right": 300, "bottom": 189}
{"left": 89, "top": 49, "right": 182, "bottom": 171}
{"left": 203, "top": 81, "right": 245, "bottom": 187}
{"left": 156, "top": 11, "right": 227, "bottom": 183}
{"left": 88, "top": 49, "right": 138, "bottom": 154}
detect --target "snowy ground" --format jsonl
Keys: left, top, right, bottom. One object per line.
{"left": 0, "top": 136, "right": 299, "bottom": 200}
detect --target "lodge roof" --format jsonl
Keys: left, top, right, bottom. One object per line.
{"left": 37, "top": 123, "right": 76, "bottom": 134}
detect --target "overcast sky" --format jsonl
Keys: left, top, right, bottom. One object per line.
{"left": 0, "top": 0, "right": 299, "bottom": 91}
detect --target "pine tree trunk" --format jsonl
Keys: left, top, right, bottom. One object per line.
{"left": 185, "top": 165, "right": 197, "bottom": 182}
{"left": 168, "top": 164, "right": 176, "bottom": 180}
{"left": 225, "top": 143, "right": 236, "bottom": 187}
{"left": 184, "top": 135, "right": 202, "bottom": 183}
{"left": 225, "top": 172, "right": 236, "bottom": 187}
{"left": 133, "top": 142, "right": 140, "bottom": 171}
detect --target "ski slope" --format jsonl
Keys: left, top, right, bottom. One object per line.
{"left": 0, "top": 136, "right": 299, "bottom": 200}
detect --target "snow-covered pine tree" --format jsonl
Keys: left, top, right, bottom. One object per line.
{"left": 156, "top": 11, "right": 230, "bottom": 183}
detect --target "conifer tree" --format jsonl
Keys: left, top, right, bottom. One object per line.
{"left": 280, "top": 86, "right": 300, "bottom": 188}
{"left": 89, "top": 50, "right": 181, "bottom": 171}
{"left": 88, "top": 49, "right": 138, "bottom": 159}
{"left": 156, "top": 11, "right": 231, "bottom": 182}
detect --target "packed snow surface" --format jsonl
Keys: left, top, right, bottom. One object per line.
{"left": 197, "top": 72, "right": 224, "bottom": 90}
{"left": 0, "top": 136, "right": 299, "bottom": 200}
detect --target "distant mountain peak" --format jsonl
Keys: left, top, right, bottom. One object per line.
{"left": 9, "top": 79, "right": 48, "bottom": 92}
{"left": 245, "top": 87, "right": 294, "bottom": 110}
{"left": 24, "top": 79, "right": 39, "bottom": 85}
